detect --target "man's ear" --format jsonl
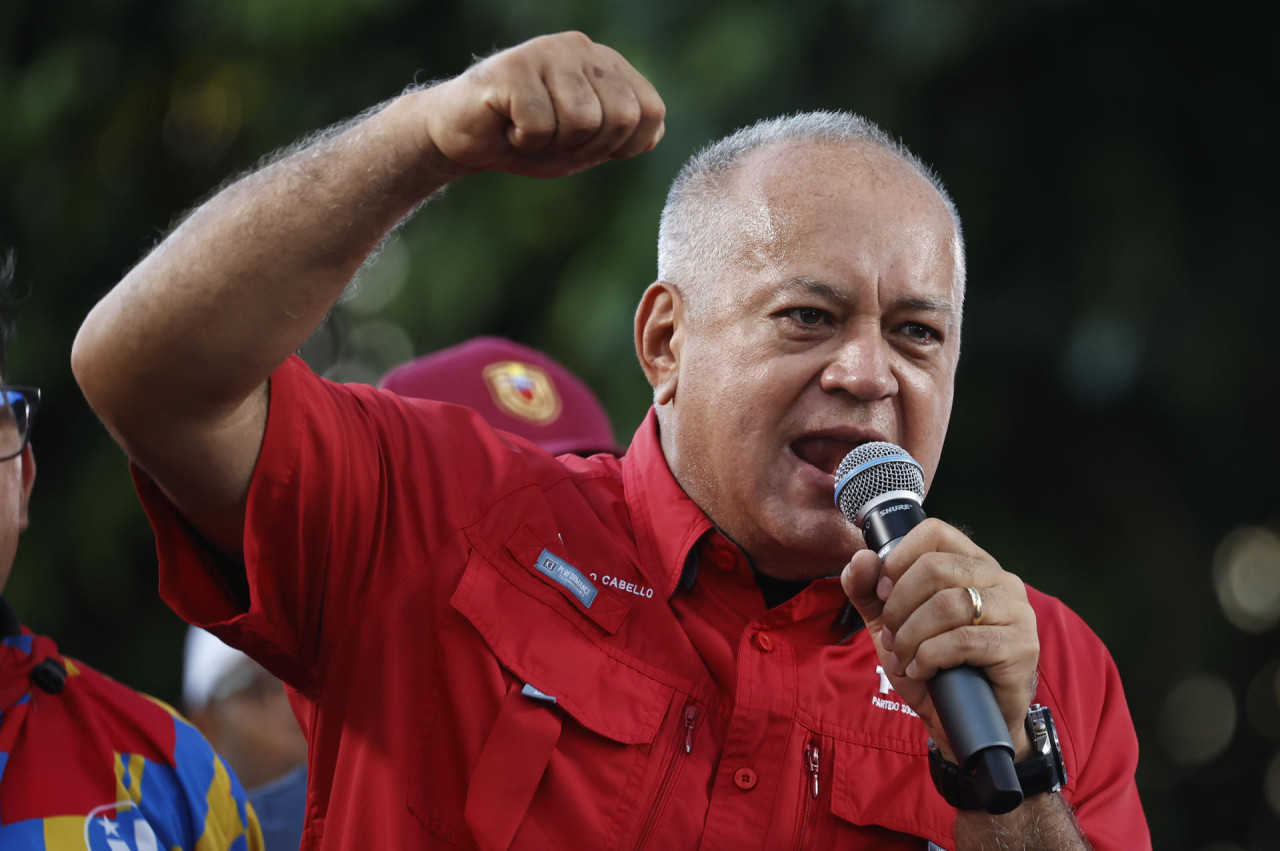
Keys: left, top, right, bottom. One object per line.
{"left": 17, "top": 444, "right": 34, "bottom": 532}
{"left": 634, "top": 281, "right": 686, "bottom": 406}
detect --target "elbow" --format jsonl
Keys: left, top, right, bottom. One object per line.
{"left": 70, "top": 313, "right": 99, "bottom": 406}
{"left": 71, "top": 302, "right": 124, "bottom": 426}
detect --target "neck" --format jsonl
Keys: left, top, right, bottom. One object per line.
{"left": 742, "top": 541, "right": 846, "bottom": 584}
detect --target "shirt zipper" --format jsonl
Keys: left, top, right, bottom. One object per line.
{"left": 795, "top": 736, "right": 820, "bottom": 850}
{"left": 634, "top": 702, "right": 699, "bottom": 850}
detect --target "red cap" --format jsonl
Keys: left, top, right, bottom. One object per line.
{"left": 378, "top": 336, "right": 623, "bottom": 457}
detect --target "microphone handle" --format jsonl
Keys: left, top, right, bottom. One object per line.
{"left": 862, "top": 498, "right": 1023, "bottom": 814}
{"left": 929, "top": 668, "right": 1022, "bottom": 813}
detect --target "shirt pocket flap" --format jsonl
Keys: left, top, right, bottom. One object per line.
{"left": 452, "top": 548, "right": 672, "bottom": 746}
{"left": 829, "top": 736, "right": 955, "bottom": 847}
{"left": 503, "top": 523, "right": 630, "bottom": 635}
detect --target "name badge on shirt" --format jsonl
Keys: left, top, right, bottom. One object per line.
{"left": 534, "top": 549, "right": 598, "bottom": 609}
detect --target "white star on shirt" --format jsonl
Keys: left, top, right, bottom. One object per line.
{"left": 98, "top": 815, "right": 120, "bottom": 837}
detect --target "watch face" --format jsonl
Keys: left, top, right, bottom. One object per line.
{"left": 1029, "top": 704, "right": 1068, "bottom": 789}
{"left": 1049, "top": 722, "right": 1067, "bottom": 788}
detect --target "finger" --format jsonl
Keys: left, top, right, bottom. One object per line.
{"left": 496, "top": 31, "right": 599, "bottom": 152}
{"left": 594, "top": 45, "right": 666, "bottom": 160}
{"left": 568, "top": 65, "right": 643, "bottom": 163}
{"left": 502, "top": 67, "right": 559, "bottom": 153}
{"left": 541, "top": 65, "right": 606, "bottom": 150}
{"left": 878, "top": 549, "right": 993, "bottom": 636}
{"left": 902, "top": 625, "right": 1039, "bottom": 695}
{"left": 888, "top": 578, "right": 1028, "bottom": 672}
{"left": 875, "top": 516, "right": 983, "bottom": 611}
{"left": 610, "top": 94, "right": 664, "bottom": 160}
{"left": 840, "top": 549, "right": 887, "bottom": 626}
{"left": 880, "top": 518, "right": 987, "bottom": 586}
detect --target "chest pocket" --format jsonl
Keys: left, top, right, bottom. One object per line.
{"left": 409, "top": 542, "right": 677, "bottom": 851}
{"left": 826, "top": 736, "right": 955, "bottom": 849}
{"left": 822, "top": 695, "right": 1078, "bottom": 848}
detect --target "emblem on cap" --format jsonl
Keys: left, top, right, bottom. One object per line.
{"left": 483, "top": 360, "right": 562, "bottom": 424}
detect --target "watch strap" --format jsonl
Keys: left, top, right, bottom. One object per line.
{"left": 928, "top": 704, "right": 1067, "bottom": 810}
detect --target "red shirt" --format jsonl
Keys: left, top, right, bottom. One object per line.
{"left": 136, "top": 356, "right": 1149, "bottom": 850}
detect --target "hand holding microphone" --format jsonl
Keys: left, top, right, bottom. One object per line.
{"left": 834, "top": 442, "right": 1040, "bottom": 814}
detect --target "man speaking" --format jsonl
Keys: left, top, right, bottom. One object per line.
{"left": 72, "top": 32, "right": 1148, "bottom": 850}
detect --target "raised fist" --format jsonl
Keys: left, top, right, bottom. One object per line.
{"left": 418, "top": 32, "right": 666, "bottom": 179}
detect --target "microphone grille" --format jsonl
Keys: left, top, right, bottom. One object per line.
{"left": 834, "top": 441, "right": 925, "bottom": 522}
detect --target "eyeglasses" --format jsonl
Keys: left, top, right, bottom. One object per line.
{"left": 0, "top": 386, "right": 39, "bottom": 462}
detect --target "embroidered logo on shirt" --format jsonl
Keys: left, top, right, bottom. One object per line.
{"left": 484, "top": 361, "right": 562, "bottom": 424}
{"left": 534, "top": 549, "right": 598, "bottom": 608}
{"left": 871, "top": 664, "right": 919, "bottom": 718}
{"left": 877, "top": 665, "right": 894, "bottom": 695}
{"left": 594, "top": 574, "right": 655, "bottom": 599}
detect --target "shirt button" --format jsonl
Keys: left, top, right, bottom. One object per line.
{"left": 713, "top": 549, "right": 736, "bottom": 571}
{"left": 754, "top": 631, "right": 774, "bottom": 653}
{"left": 734, "top": 767, "right": 758, "bottom": 790}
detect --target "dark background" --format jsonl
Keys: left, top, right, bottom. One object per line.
{"left": 2, "top": 1, "right": 1277, "bottom": 847}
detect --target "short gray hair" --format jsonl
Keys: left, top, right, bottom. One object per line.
{"left": 657, "top": 111, "right": 965, "bottom": 316}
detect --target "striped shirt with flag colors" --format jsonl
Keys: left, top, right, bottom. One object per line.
{"left": 0, "top": 602, "right": 264, "bottom": 851}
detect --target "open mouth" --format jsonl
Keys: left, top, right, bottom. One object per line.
{"left": 791, "top": 437, "right": 862, "bottom": 477}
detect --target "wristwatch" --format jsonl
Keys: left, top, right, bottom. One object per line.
{"left": 928, "top": 704, "right": 1068, "bottom": 810}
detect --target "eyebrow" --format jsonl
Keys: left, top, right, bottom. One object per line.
{"left": 778, "top": 277, "right": 958, "bottom": 316}
{"left": 779, "top": 277, "right": 854, "bottom": 305}
{"left": 888, "top": 295, "right": 958, "bottom": 316}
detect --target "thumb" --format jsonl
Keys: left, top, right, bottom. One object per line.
{"left": 840, "top": 548, "right": 886, "bottom": 628}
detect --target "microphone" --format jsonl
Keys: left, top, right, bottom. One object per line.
{"left": 834, "top": 442, "right": 1023, "bottom": 814}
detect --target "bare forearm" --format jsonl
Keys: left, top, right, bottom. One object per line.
{"left": 70, "top": 90, "right": 461, "bottom": 556}
{"left": 955, "top": 793, "right": 1090, "bottom": 851}
{"left": 70, "top": 32, "right": 664, "bottom": 556}
{"left": 73, "top": 90, "right": 450, "bottom": 428}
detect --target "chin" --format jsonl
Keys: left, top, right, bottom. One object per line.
{"left": 813, "top": 511, "right": 865, "bottom": 549}
{"left": 766, "top": 515, "right": 863, "bottom": 570}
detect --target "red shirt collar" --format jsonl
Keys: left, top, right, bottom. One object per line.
{"left": 619, "top": 412, "right": 861, "bottom": 638}
{"left": 622, "top": 408, "right": 715, "bottom": 600}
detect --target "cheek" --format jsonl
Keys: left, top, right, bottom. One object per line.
{"left": 680, "top": 346, "right": 764, "bottom": 428}
{"left": 898, "top": 370, "right": 955, "bottom": 475}
{"left": 0, "top": 478, "right": 24, "bottom": 558}
{"left": 678, "top": 332, "right": 821, "bottom": 462}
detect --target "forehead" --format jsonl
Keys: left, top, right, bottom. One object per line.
{"left": 714, "top": 140, "right": 960, "bottom": 297}
{"left": 734, "top": 139, "right": 945, "bottom": 214}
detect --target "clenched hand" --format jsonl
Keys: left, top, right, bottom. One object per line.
{"left": 417, "top": 32, "right": 666, "bottom": 180}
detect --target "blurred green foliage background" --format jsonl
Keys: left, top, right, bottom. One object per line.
{"left": 2, "top": 0, "right": 1277, "bottom": 847}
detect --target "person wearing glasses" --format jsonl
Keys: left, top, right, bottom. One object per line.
{"left": 0, "top": 254, "right": 264, "bottom": 850}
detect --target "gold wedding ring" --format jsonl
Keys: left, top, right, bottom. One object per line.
{"left": 966, "top": 586, "right": 984, "bottom": 626}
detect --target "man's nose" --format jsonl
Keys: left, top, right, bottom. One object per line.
{"left": 818, "top": 326, "right": 897, "bottom": 400}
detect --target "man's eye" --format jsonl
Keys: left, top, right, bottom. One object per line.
{"left": 787, "top": 308, "right": 829, "bottom": 326}
{"left": 901, "top": 322, "right": 942, "bottom": 342}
